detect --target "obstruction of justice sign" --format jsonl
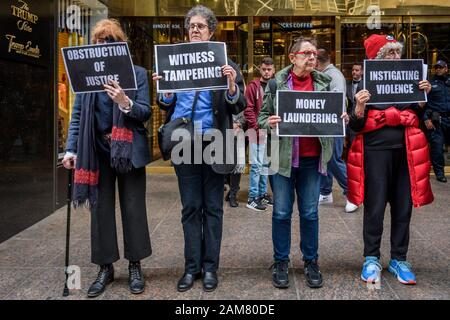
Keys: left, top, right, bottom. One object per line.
{"left": 155, "top": 41, "right": 229, "bottom": 92}
{"left": 276, "top": 91, "right": 346, "bottom": 137}
{"left": 61, "top": 42, "right": 137, "bottom": 94}
{"left": 363, "top": 59, "right": 427, "bottom": 105}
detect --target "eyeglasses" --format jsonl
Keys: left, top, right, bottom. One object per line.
{"left": 188, "top": 23, "right": 208, "bottom": 31}
{"left": 96, "top": 36, "right": 115, "bottom": 44}
{"left": 292, "top": 50, "right": 318, "bottom": 58}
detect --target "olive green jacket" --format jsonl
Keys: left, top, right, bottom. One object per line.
{"left": 257, "top": 65, "right": 334, "bottom": 178}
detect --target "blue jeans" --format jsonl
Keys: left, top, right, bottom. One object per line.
{"left": 248, "top": 142, "right": 268, "bottom": 199}
{"left": 272, "top": 157, "right": 321, "bottom": 262}
{"left": 320, "top": 137, "right": 348, "bottom": 196}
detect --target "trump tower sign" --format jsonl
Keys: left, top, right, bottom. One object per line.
{"left": 61, "top": 42, "right": 137, "bottom": 94}
{"left": 155, "top": 41, "right": 228, "bottom": 93}
{"left": 276, "top": 91, "right": 345, "bottom": 137}
{"left": 364, "top": 59, "right": 427, "bottom": 105}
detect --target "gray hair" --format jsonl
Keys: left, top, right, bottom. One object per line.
{"left": 376, "top": 42, "right": 403, "bottom": 59}
{"left": 184, "top": 5, "right": 218, "bottom": 34}
{"left": 288, "top": 36, "right": 317, "bottom": 54}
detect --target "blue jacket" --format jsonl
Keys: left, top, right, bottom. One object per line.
{"left": 425, "top": 75, "right": 450, "bottom": 120}
{"left": 66, "top": 65, "right": 151, "bottom": 168}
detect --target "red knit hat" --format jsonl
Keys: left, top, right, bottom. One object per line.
{"left": 364, "top": 34, "right": 397, "bottom": 60}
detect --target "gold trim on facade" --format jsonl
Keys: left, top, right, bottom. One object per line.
{"left": 105, "top": 0, "right": 450, "bottom": 17}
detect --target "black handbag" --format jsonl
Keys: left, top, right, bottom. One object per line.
{"left": 158, "top": 92, "right": 199, "bottom": 161}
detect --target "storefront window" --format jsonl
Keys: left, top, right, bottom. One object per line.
{"left": 340, "top": 17, "right": 403, "bottom": 79}
{"left": 57, "top": 0, "right": 108, "bottom": 158}
{"left": 253, "top": 16, "right": 335, "bottom": 75}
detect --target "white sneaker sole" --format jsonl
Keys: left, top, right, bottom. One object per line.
{"left": 246, "top": 204, "right": 266, "bottom": 212}
{"left": 360, "top": 274, "right": 381, "bottom": 283}
{"left": 388, "top": 266, "right": 416, "bottom": 285}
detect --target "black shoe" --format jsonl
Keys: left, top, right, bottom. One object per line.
{"left": 177, "top": 272, "right": 201, "bottom": 292}
{"left": 229, "top": 195, "right": 239, "bottom": 207}
{"left": 129, "top": 261, "right": 145, "bottom": 294}
{"left": 246, "top": 197, "right": 267, "bottom": 212}
{"left": 437, "top": 176, "right": 447, "bottom": 183}
{"left": 304, "top": 260, "right": 323, "bottom": 288}
{"left": 87, "top": 264, "right": 114, "bottom": 298}
{"left": 202, "top": 271, "right": 218, "bottom": 292}
{"left": 271, "top": 261, "right": 289, "bottom": 288}
{"left": 261, "top": 193, "right": 274, "bottom": 206}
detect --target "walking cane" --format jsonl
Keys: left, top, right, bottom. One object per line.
{"left": 63, "top": 168, "right": 73, "bottom": 297}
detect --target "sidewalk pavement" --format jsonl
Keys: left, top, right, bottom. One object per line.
{"left": 0, "top": 174, "right": 449, "bottom": 300}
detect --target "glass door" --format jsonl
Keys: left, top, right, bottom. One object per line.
{"left": 252, "top": 16, "right": 335, "bottom": 80}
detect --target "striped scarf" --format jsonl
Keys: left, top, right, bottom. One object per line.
{"left": 73, "top": 93, "right": 133, "bottom": 208}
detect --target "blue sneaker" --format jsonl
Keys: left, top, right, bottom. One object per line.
{"left": 361, "top": 256, "right": 382, "bottom": 283}
{"left": 388, "top": 259, "right": 416, "bottom": 285}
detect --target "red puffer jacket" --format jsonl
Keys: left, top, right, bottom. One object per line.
{"left": 347, "top": 107, "right": 434, "bottom": 208}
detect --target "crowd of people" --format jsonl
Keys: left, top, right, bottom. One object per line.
{"left": 62, "top": 4, "right": 448, "bottom": 297}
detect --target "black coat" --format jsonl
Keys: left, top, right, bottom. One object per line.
{"left": 66, "top": 65, "right": 151, "bottom": 168}
{"left": 346, "top": 79, "right": 364, "bottom": 114}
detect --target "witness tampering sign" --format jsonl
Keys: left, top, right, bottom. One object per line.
{"left": 61, "top": 42, "right": 137, "bottom": 94}
{"left": 364, "top": 59, "right": 427, "bottom": 104}
{"left": 155, "top": 41, "right": 228, "bottom": 92}
{"left": 276, "top": 91, "right": 345, "bottom": 137}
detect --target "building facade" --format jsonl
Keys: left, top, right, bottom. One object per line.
{"left": 1, "top": 0, "right": 449, "bottom": 241}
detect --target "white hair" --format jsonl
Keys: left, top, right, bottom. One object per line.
{"left": 376, "top": 42, "right": 403, "bottom": 59}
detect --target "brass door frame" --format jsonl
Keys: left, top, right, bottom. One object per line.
{"left": 338, "top": 15, "right": 450, "bottom": 65}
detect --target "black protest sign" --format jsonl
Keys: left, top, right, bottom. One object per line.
{"left": 276, "top": 91, "right": 345, "bottom": 137}
{"left": 155, "top": 41, "right": 228, "bottom": 92}
{"left": 364, "top": 59, "right": 426, "bottom": 105}
{"left": 61, "top": 42, "right": 137, "bottom": 94}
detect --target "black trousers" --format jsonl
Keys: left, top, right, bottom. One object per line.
{"left": 363, "top": 147, "right": 412, "bottom": 261}
{"left": 174, "top": 162, "right": 224, "bottom": 274}
{"left": 226, "top": 173, "right": 241, "bottom": 196}
{"left": 426, "top": 117, "right": 450, "bottom": 178}
{"left": 91, "top": 154, "right": 152, "bottom": 265}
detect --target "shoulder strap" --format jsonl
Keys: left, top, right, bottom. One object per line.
{"left": 190, "top": 91, "right": 200, "bottom": 119}
{"left": 268, "top": 79, "right": 277, "bottom": 97}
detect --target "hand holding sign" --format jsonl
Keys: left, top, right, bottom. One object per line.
{"left": 355, "top": 89, "right": 371, "bottom": 118}
{"left": 104, "top": 80, "right": 130, "bottom": 108}
{"left": 418, "top": 79, "right": 432, "bottom": 94}
{"left": 341, "top": 112, "right": 350, "bottom": 125}
{"left": 152, "top": 72, "right": 174, "bottom": 100}
{"left": 221, "top": 65, "right": 237, "bottom": 95}
{"left": 418, "top": 79, "right": 432, "bottom": 108}
{"left": 268, "top": 115, "right": 282, "bottom": 129}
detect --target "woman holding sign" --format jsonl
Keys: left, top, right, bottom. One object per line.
{"left": 63, "top": 19, "right": 152, "bottom": 297}
{"left": 258, "top": 37, "right": 347, "bottom": 289}
{"left": 347, "top": 34, "right": 433, "bottom": 285}
{"left": 153, "top": 5, "right": 246, "bottom": 292}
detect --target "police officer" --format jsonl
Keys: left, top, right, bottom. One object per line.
{"left": 425, "top": 60, "right": 450, "bottom": 183}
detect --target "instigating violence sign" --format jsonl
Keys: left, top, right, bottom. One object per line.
{"left": 276, "top": 91, "right": 345, "bottom": 137}
{"left": 364, "top": 59, "right": 427, "bottom": 105}
{"left": 61, "top": 42, "right": 137, "bottom": 94}
{"left": 155, "top": 41, "right": 228, "bottom": 92}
